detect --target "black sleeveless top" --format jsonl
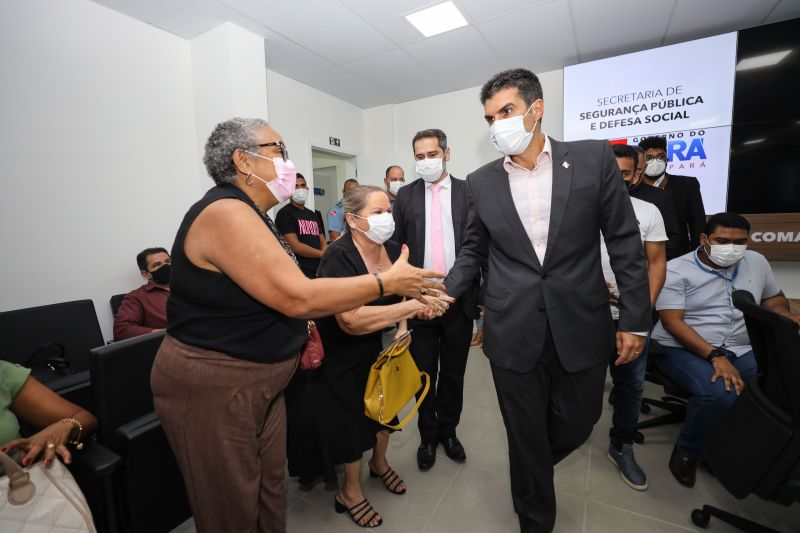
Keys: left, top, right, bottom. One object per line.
{"left": 167, "top": 185, "right": 307, "bottom": 363}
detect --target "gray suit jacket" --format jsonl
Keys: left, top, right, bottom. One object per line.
{"left": 445, "top": 138, "right": 651, "bottom": 373}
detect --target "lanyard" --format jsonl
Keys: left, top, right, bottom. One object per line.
{"left": 693, "top": 250, "right": 739, "bottom": 282}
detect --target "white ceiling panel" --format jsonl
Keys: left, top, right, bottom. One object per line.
{"left": 477, "top": 0, "right": 579, "bottom": 73}
{"left": 459, "top": 0, "right": 557, "bottom": 23}
{"left": 153, "top": 0, "right": 275, "bottom": 39}
{"left": 87, "top": 0, "right": 797, "bottom": 108}
{"left": 764, "top": 0, "right": 800, "bottom": 25}
{"left": 295, "top": 67, "right": 396, "bottom": 108}
{"left": 339, "top": 0, "right": 439, "bottom": 46}
{"left": 343, "top": 47, "right": 450, "bottom": 102}
{"left": 219, "top": 0, "right": 395, "bottom": 64}
{"left": 405, "top": 26, "right": 504, "bottom": 92}
{"left": 91, "top": 0, "right": 195, "bottom": 23}
{"left": 664, "top": 0, "right": 775, "bottom": 44}
{"left": 570, "top": 0, "right": 674, "bottom": 61}
{"left": 264, "top": 36, "right": 334, "bottom": 77}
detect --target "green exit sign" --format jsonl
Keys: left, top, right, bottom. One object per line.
{"left": 329, "top": 137, "right": 341, "bottom": 147}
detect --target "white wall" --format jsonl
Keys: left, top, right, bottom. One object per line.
{"left": 361, "top": 68, "right": 564, "bottom": 187}
{"left": 265, "top": 69, "right": 364, "bottom": 212}
{"left": 0, "top": 0, "right": 200, "bottom": 340}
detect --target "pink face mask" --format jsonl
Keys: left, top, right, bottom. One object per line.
{"left": 245, "top": 151, "right": 297, "bottom": 203}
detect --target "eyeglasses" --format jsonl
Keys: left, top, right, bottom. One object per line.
{"left": 249, "top": 141, "right": 289, "bottom": 161}
{"left": 645, "top": 153, "right": 667, "bottom": 162}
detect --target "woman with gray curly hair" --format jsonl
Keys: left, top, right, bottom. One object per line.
{"left": 151, "top": 117, "right": 445, "bottom": 533}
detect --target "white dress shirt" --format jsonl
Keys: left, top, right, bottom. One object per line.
{"left": 423, "top": 174, "right": 456, "bottom": 276}
{"left": 505, "top": 135, "right": 553, "bottom": 263}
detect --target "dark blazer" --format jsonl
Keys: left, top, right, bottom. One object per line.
{"left": 662, "top": 173, "right": 706, "bottom": 256}
{"left": 445, "top": 138, "right": 651, "bottom": 373}
{"left": 392, "top": 175, "right": 482, "bottom": 320}
{"left": 629, "top": 183, "right": 682, "bottom": 260}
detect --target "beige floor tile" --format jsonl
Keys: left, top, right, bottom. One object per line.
{"left": 734, "top": 493, "right": 800, "bottom": 533}
{"left": 585, "top": 500, "right": 698, "bottom": 533}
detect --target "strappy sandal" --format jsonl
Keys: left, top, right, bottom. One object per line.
{"left": 369, "top": 466, "right": 406, "bottom": 495}
{"left": 334, "top": 494, "right": 383, "bottom": 528}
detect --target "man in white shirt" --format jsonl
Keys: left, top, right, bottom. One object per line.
{"left": 384, "top": 165, "right": 405, "bottom": 206}
{"left": 602, "top": 144, "right": 667, "bottom": 491}
{"left": 391, "top": 129, "right": 481, "bottom": 471}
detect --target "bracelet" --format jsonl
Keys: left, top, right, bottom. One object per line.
{"left": 61, "top": 418, "right": 84, "bottom": 450}
{"left": 373, "top": 273, "right": 384, "bottom": 299}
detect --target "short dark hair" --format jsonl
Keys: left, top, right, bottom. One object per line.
{"left": 385, "top": 165, "right": 403, "bottom": 178}
{"left": 638, "top": 136, "right": 667, "bottom": 151}
{"left": 412, "top": 129, "right": 447, "bottom": 153}
{"left": 705, "top": 212, "right": 751, "bottom": 235}
{"left": 480, "top": 68, "right": 543, "bottom": 106}
{"left": 612, "top": 144, "right": 638, "bottom": 168}
{"left": 136, "top": 247, "right": 168, "bottom": 271}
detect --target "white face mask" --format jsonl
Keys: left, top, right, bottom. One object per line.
{"left": 705, "top": 242, "right": 748, "bottom": 268}
{"left": 644, "top": 158, "right": 667, "bottom": 178}
{"left": 352, "top": 212, "right": 395, "bottom": 244}
{"left": 415, "top": 158, "right": 444, "bottom": 183}
{"left": 489, "top": 102, "right": 538, "bottom": 156}
{"left": 388, "top": 180, "right": 404, "bottom": 196}
{"left": 291, "top": 188, "right": 308, "bottom": 204}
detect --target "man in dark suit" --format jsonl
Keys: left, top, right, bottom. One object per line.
{"left": 638, "top": 136, "right": 707, "bottom": 256}
{"left": 444, "top": 69, "right": 651, "bottom": 533}
{"left": 630, "top": 146, "right": 683, "bottom": 260}
{"left": 392, "top": 128, "right": 481, "bottom": 471}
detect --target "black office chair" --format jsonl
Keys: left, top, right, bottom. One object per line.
{"left": 691, "top": 290, "right": 800, "bottom": 532}
{"left": 109, "top": 293, "right": 126, "bottom": 316}
{"left": 634, "top": 339, "right": 690, "bottom": 442}
{"left": 90, "top": 331, "right": 192, "bottom": 533}
{"left": 0, "top": 299, "right": 105, "bottom": 410}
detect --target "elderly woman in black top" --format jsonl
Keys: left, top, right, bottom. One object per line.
{"left": 151, "top": 118, "right": 444, "bottom": 533}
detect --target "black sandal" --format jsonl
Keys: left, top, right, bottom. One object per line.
{"left": 334, "top": 494, "right": 383, "bottom": 528}
{"left": 369, "top": 466, "right": 406, "bottom": 495}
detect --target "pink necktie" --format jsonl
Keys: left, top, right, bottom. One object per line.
{"left": 430, "top": 183, "right": 446, "bottom": 274}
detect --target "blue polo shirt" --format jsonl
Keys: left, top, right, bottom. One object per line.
{"left": 327, "top": 198, "right": 345, "bottom": 234}
{"left": 652, "top": 248, "right": 781, "bottom": 356}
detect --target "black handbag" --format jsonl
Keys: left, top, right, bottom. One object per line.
{"left": 24, "top": 342, "right": 73, "bottom": 383}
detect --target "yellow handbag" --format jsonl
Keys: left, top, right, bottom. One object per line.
{"left": 364, "top": 335, "right": 429, "bottom": 430}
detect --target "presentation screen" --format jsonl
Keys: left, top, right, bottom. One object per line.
{"left": 563, "top": 33, "right": 738, "bottom": 214}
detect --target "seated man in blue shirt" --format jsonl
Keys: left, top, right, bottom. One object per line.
{"left": 326, "top": 178, "right": 359, "bottom": 241}
{"left": 651, "top": 212, "right": 800, "bottom": 488}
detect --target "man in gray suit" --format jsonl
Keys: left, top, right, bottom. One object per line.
{"left": 444, "top": 69, "right": 651, "bottom": 532}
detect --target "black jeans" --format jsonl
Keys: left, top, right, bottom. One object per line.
{"left": 491, "top": 324, "right": 606, "bottom": 533}
{"left": 409, "top": 302, "right": 472, "bottom": 443}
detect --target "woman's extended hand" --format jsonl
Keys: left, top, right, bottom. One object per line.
{"left": 1, "top": 419, "right": 75, "bottom": 467}
{"left": 382, "top": 245, "right": 447, "bottom": 305}
{"left": 415, "top": 294, "right": 452, "bottom": 320}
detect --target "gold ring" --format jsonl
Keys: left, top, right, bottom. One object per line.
{"left": 46, "top": 443, "right": 55, "bottom": 450}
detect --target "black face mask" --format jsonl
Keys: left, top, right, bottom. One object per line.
{"left": 150, "top": 264, "right": 171, "bottom": 285}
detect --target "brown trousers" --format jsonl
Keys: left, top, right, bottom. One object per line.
{"left": 151, "top": 335, "right": 298, "bottom": 533}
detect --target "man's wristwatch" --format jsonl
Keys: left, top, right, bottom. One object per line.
{"left": 707, "top": 347, "right": 734, "bottom": 363}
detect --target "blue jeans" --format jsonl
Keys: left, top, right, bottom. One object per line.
{"left": 652, "top": 347, "right": 757, "bottom": 459}
{"left": 608, "top": 336, "right": 649, "bottom": 450}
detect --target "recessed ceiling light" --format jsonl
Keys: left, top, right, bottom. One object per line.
{"left": 405, "top": 1, "right": 468, "bottom": 38}
{"left": 736, "top": 50, "right": 792, "bottom": 71}
{"left": 743, "top": 138, "right": 765, "bottom": 145}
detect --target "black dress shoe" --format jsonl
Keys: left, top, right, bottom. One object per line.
{"left": 668, "top": 445, "right": 696, "bottom": 487}
{"left": 417, "top": 443, "right": 437, "bottom": 471}
{"left": 440, "top": 436, "right": 466, "bottom": 463}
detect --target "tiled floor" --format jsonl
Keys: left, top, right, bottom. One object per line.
{"left": 173, "top": 345, "right": 799, "bottom": 533}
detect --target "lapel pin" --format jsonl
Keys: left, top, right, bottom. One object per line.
{"left": 562, "top": 161, "right": 570, "bottom": 169}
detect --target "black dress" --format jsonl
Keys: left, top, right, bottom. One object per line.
{"left": 287, "top": 233, "right": 402, "bottom": 487}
